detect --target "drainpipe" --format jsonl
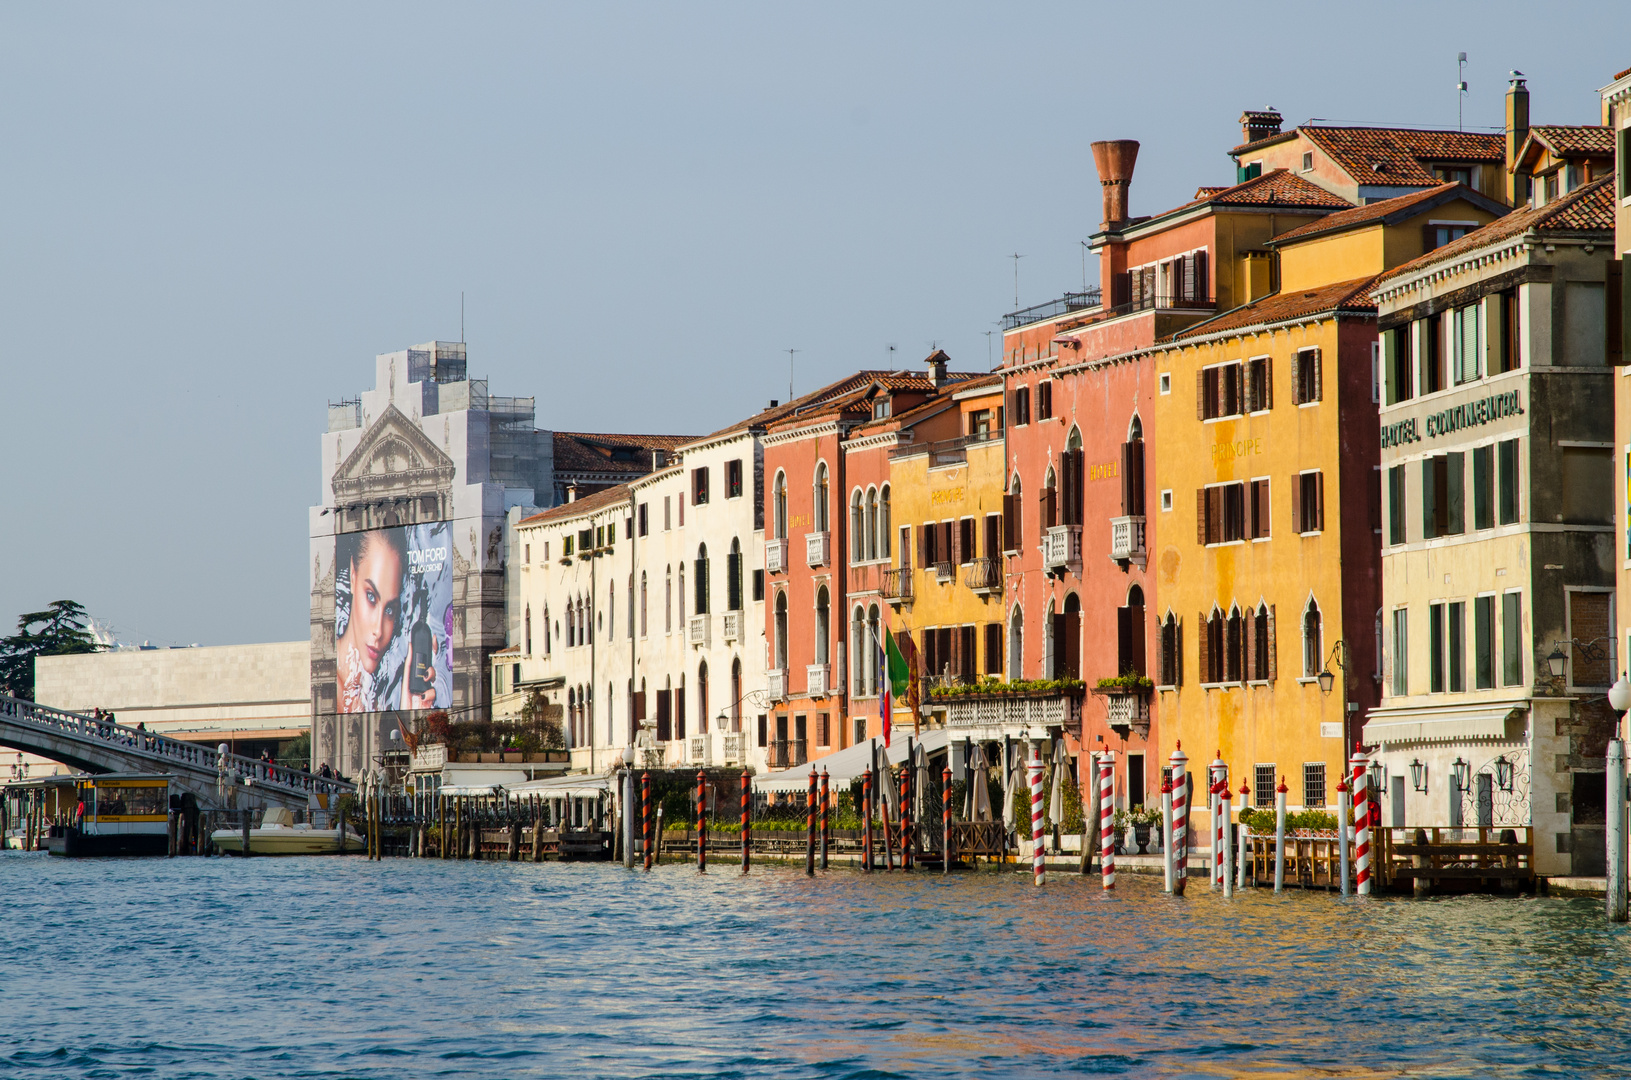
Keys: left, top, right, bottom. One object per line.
{"left": 588, "top": 516, "right": 597, "bottom": 775}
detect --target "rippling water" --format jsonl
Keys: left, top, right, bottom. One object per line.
{"left": 2, "top": 851, "right": 1629, "bottom": 1079}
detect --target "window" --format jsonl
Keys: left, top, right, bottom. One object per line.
{"left": 959, "top": 517, "right": 976, "bottom": 563}
{"left": 1292, "top": 348, "right": 1322, "bottom": 405}
{"left": 1252, "top": 604, "right": 1273, "bottom": 681}
{"left": 866, "top": 488, "right": 879, "bottom": 560}
{"left": 625, "top": 517, "right": 633, "bottom": 541}
{"left": 969, "top": 409, "right": 993, "bottom": 437}
{"left": 1303, "top": 763, "right": 1326, "bottom": 808}
{"left": 1301, "top": 151, "right": 1314, "bottom": 172}
{"left": 1470, "top": 445, "right": 1493, "bottom": 530}
{"left": 726, "top": 459, "right": 743, "bottom": 498}
{"left": 1250, "top": 478, "right": 1270, "bottom": 538}
{"left": 1159, "top": 373, "right": 1171, "bottom": 395}
{"left": 818, "top": 712, "right": 830, "bottom": 748}
{"left": 1158, "top": 613, "right": 1182, "bottom": 687}
{"left": 872, "top": 398, "right": 891, "bottom": 420}
{"left": 849, "top": 489, "right": 864, "bottom": 565}
{"left": 1293, "top": 472, "right": 1325, "bottom": 534}
{"left": 813, "top": 463, "right": 829, "bottom": 532}
{"left": 1497, "top": 439, "right": 1520, "bottom": 524}
{"left": 879, "top": 486, "right": 891, "bottom": 559}
{"left": 774, "top": 592, "right": 788, "bottom": 670}
{"left": 851, "top": 607, "right": 867, "bottom": 696}
{"left": 1425, "top": 222, "right": 1471, "bottom": 250}
{"left": 665, "top": 567, "right": 673, "bottom": 633}
{"left": 1003, "top": 479, "right": 1021, "bottom": 551}
{"left": 694, "top": 545, "right": 710, "bottom": 615}
{"left": 1161, "top": 489, "right": 1173, "bottom": 511}
{"left": 664, "top": 496, "right": 671, "bottom": 531}
{"left": 1390, "top": 608, "right": 1408, "bottom": 696}
{"left": 1036, "top": 381, "right": 1053, "bottom": 421}
{"left": 727, "top": 539, "right": 743, "bottom": 611}
{"left": 1452, "top": 304, "right": 1483, "bottom": 385}
{"left": 773, "top": 472, "right": 788, "bottom": 539}
{"left": 1388, "top": 466, "right": 1407, "bottom": 545}
{"left": 678, "top": 493, "right": 685, "bottom": 526}
{"left": 1302, "top": 600, "right": 1322, "bottom": 678}
{"left": 524, "top": 605, "right": 531, "bottom": 656}
{"left": 638, "top": 503, "right": 649, "bottom": 536}
{"left": 1254, "top": 764, "right": 1276, "bottom": 808}
{"left": 1420, "top": 314, "right": 1445, "bottom": 394}
{"left": 1198, "top": 481, "right": 1264, "bottom": 544}
{"left": 1447, "top": 601, "right": 1465, "bottom": 692}
{"left": 1421, "top": 454, "right": 1463, "bottom": 539}
{"left": 985, "top": 623, "right": 1003, "bottom": 675}
{"left": 1493, "top": 289, "right": 1521, "bottom": 374}
{"left": 640, "top": 573, "right": 648, "bottom": 636}
{"left": 1247, "top": 357, "right": 1272, "bottom": 412}
{"left": 1429, "top": 603, "right": 1445, "bottom": 692}
{"left": 1009, "top": 607, "right": 1024, "bottom": 680}
{"left": 1383, "top": 325, "right": 1412, "bottom": 404}
{"left": 814, "top": 586, "right": 830, "bottom": 665}
{"left": 1502, "top": 592, "right": 1522, "bottom": 686}
{"left": 1118, "top": 586, "right": 1146, "bottom": 677}
{"left": 1224, "top": 606, "right": 1243, "bottom": 683}
{"left": 1474, "top": 595, "right": 1495, "bottom": 689}
{"left": 1199, "top": 362, "right": 1243, "bottom": 420}
{"left": 1012, "top": 386, "right": 1031, "bottom": 426}
{"left": 1204, "top": 609, "right": 1225, "bottom": 683}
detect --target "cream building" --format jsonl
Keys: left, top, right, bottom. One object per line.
{"left": 1365, "top": 176, "right": 1617, "bottom": 876}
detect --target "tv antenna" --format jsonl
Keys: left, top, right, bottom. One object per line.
{"left": 1456, "top": 52, "right": 1468, "bottom": 131}
{"left": 786, "top": 348, "right": 800, "bottom": 400}
{"left": 1079, "top": 241, "right": 1091, "bottom": 293}
{"left": 460, "top": 291, "right": 465, "bottom": 343}
{"left": 1009, "top": 253, "right": 1025, "bottom": 309}
{"left": 984, "top": 329, "right": 995, "bottom": 368}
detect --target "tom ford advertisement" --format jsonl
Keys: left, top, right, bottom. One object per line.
{"left": 334, "top": 523, "right": 454, "bottom": 714}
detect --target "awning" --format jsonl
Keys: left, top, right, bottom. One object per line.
{"left": 754, "top": 730, "right": 948, "bottom": 793}
{"left": 1363, "top": 700, "right": 1529, "bottom": 745}
{"left": 504, "top": 773, "right": 614, "bottom": 800}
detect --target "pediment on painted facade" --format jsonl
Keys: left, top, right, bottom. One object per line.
{"left": 332, "top": 406, "right": 456, "bottom": 499}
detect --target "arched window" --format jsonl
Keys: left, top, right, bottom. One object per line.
{"left": 730, "top": 659, "right": 742, "bottom": 733}
{"left": 608, "top": 579, "right": 615, "bottom": 639}
{"left": 774, "top": 591, "right": 789, "bottom": 671}
{"left": 1226, "top": 605, "right": 1243, "bottom": 683}
{"left": 852, "top": 606, "right": 867, "bottom": 696}
{"left": 695, "top": 544, "right": 710, "bottom": 615}
{"left": 567, "top": 687, "right": 576, "bottom": 747}
{"left": 865, "top": 487, "right": 878, "bottom": 561}
{"left": 1303, "top": 599, "right": 1323, "bottom": 678}
{"left": 1129, "top": 414, "right": 1143, "bottom": 441}
{"left": 1059, "top": 593, "right": 1081, "bottom": 679}
{"left": 773, "top": 471, "right": 788, "bottom": 540}
{"left": 727, "top": 538, "right": 743, "bottom": 611}
{"left": 525, "top": 605, "right": 532, "bottom": 655}
{"left": 543, "top": 605, "right": 551, "bottom": 654}
{"left": 1253, "top": 603, "right": 1272, "bottom": 681}
{"left": 867, "top": 604, "right": 881, "bottom": 696}
{"left": 1159, "top": 613, "right": 1181, "bottom": 687}
{"left": 815, "top": 586, "right": 830, "bottom": 665}
{"left": 1042, "top": 466, "right": 1057, "bottom": 535}
{"left": 879, "top": 485, "right": 892, "bottom": 559}
{"left": 640, "top": 572, "right": 648, "bottom": 637}
{"left": 679, "top": 563, "right": 686, "bottom": 622}
{"left": 567, "top": 600, "right": 575, "bottom": 647}
{"left": 850, "top": 489, "right": 865, "bottom": 564}
{"left": 665, "top": 567, "right": 673, "bottom": 633}
{"left": 1205, "top": 607, "right": 1225, "bottom": 683}
{"left": 1009, "top": 475, "right": 1022, "bottom": 551}
{"left": 1119, "top": 584, "right": 1146, "bottom": 676}
{"left": 698, "top": 660, "right": 709, "bottom": 735}
{"left": 814, "top": 463, "right": 829, "bottom": 532}
{"left": 627, "top": 573, "right": 633, "bottom": 639}
{"left": 1009, "top": 605, "right": 1024, "bottom": 679}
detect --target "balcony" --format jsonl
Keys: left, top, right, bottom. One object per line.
{"left": 1105, "top": 693, "right": 1151, "bottom": 732}
{"left": 807, "top": 663, "right": 831, "bottom": 698}
{"left": 1000, "top": 289, "right": 1103, "bottom": 332}
{"left": 1043, "top": 524, "right": 1081, "bottom": 576}
{"left": 769, "top": 738, "right": 808, "bottom": 769}
{"left": 766, "top": 538, "right": 788, "bottom": 574}
{"left": 1110, "top": 515, "right": 1146, "bottom": 563}
{"left": 768, "top": 669, "right": 788, "bottom": 701}
{"left": 721, "top": 734, "right": 744, "bottom": 764}
{"left": 688, "top": 614, "right": 710, "bottom": 648}
{"left": 722, "top": 611, "right": 742, "bottom": 643}
{"left": 942, "top": 692, "right": 1082, "bottom": 736}
{"left": 806, "top": 530, "right": 830, "bottom": 567}
{"left": 932, "top": 560, "right": 955, "bottom": 584}
{"left": 965, "top": 556, "right": 1003, "bottom": 597}
{"left": 689, "top": 735, "right": 710, "bottom": 766}
{"left": 881, "top": 566, "right": 914, "bottom": 604}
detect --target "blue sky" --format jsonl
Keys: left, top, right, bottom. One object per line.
{"left": 2, "top": 2, "right": 1625, "bottom": 646}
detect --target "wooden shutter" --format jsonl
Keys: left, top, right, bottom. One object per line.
{"left": 1194, "top": 250, "right": 1208, "bottom": 301}
{"left": 1264, "top": 357, "right": 1274, "bottom": 409}
{"left": 1208, "top": 487, "right": 1224, "bottom": 545}
{"left": 656, "top": 691, "right": 672, "bottom": 742}
{"left": 1244, "top": 607, "right": 1256, "bottom": 680}
{"left": 1117, "top": 606, "right": 1131, "bottom": 673}
{"left": 1002, "top": 495, "right": 1016, "bottom": 551}
{"left": 1317, "top": 471, "right": 1326, "bottom": 531}
{"left": 676, "top": 684, "right": 686, "bottom": 739}
{"left": 1197, "top": 489, "right": 1209, "bottom": 544}
{"left": 900, "top": 526, "right": 913, "bottom": 569}
{"left": 1175, "top": 618, "right": 1183, "bottom": 687}
{"left": 962, "top": 626, "right": 977, "bottom": 678}
{"left": 949, "top": 519, "right": 962, "bottom": 565}
{"left": 1311, "top": 347, "right": 1323, "bottom": 401}
{"left": 1290, "top": 353, "right": 1302, "bottom": 404}
{"left": 985, "top": 515, "right": 1000, "bottom": 563}
{"left": 949, "top": 624, "right": 963, "bottom": 678}
{"left": 634, "top": 690, "right": 647, "bottom": 723}
{"left": 1129, "top": 601, "right": 1146, "bottom": 676}
{"left": 1198, "top": 613, "right": 1211, "bottom": 684}
{"left": 1042, "top": 486, "right": 1056, "bottom": 533}
{"left": 1259, "top": 610, "right": 1272, "bottom": 685}
{"left": 1121, "top": 443, "right": 1134, "bottom": 515}
{"left": 941, "top": 521, "right": 955, "bottom": 564}
{"left": 1196, "top": 369, "right": 1207, "bottom": 421}
{"left": 1062, "top": 614, "right": 1080, "bottom": 678}
{"left": 1291, "top": 475, "right": 1303, "bottom": 534}
{"left": 985, "top": 623, "right": 1001, "bottom": 675}
{"left": 727, "top": 552, "right": 741, "bottom": 610}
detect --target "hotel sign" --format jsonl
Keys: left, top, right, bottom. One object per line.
{"left": 1381, "top": 389, "right": 1523, "bottom": 448}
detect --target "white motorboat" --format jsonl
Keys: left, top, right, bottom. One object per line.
{"left": 210, "top": 806, "right": 365, "bottom": 855}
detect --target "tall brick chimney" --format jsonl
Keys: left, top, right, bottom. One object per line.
{"left": 1506, "top": 72, "right": 1530, "bottom": 205}
{"left": 1090, "top": 140, "right": 1140, "bottom": 230}
{"left": 1239, "top": 108, "right": 1283, "bottom": 145}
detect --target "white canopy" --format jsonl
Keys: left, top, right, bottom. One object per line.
{"left": 753, "top": 730, "right": 948, "bottom": 793}
{"left": 503, "top": 773, "right": 614, "bottom": 800}
{"left": 1363, "top": 700, "right": 1528, "bottom": 745}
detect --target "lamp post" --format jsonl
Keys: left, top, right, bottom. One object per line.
{"left": 1607, "top": 675, "right": 1631, "bottom": 923}
{"left": 621, "top": 745, "right": 636, "bottom": 869}
{"left": 1317, "top": 640, "right": 1352, "bottom": 747}
{"left": 1409, "top": 758, "right": 1427, "bottom": 793}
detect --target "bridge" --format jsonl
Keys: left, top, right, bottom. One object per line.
{"left": 0, "top": 694, "right": 353, "bottom": 811}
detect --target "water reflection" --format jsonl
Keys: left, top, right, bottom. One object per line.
{"left": 0, "top": 852, "right": 1626, "bottom": 1078}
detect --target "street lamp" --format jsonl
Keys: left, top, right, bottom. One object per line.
{"left": 1367, "top": 759, "right": 1386, "bottom": 797}
{"left": 1317, "top": 667, "right": 1335, "bottom": 694}
{"left": 1410, "top": 758, "right": 1427, "bottom": 793}
{"left": 1608, "top": 675, "right": 1631, "bottom": 713}
{"left": 1493, "top": 754, "right": 1513, "bottom": 792}
{"left": 1451, "top": 757, "right": 1472, "bottom": 791}
{"left": 1546, "top": 645, "right": 1567, "bottom": 680}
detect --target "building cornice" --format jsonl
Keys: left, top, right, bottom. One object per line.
{"left": 761, "top": 419, "right": 840, "bottom": 447}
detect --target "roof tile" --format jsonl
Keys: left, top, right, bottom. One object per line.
{"left": 1169, "top": 277, "right": 1378, "bottom": 341}
{"left": 1298, "top": 126, "right": 1504, "bottom": 186}
{"left": 1269, "top": 182, "right": 1501, "bottom": 244}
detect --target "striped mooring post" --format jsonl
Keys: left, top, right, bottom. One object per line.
{"left": 1219, "top": 781, "right": 1234, "bottom": 898}
{"left": 1336, "top": 779, "right": 1351, "bottom": 896}
{"left": 819, "top": 768, "right": 830, "bottom": 871}
{"left": 1029, "top": 744, "right": 1045, "bottom": 886}
{"left": 696, "top": 770, "right": 707, "bottom": 873}
{"left": 1273, "top": 775, "right": 1288, "bottom": 893}
{"left": 1169, "top": 743, "right": 1189, "bottom": 895}
{"left": 1351, "top": 745, "right": 1372, "bottom": 896}
{"left": 1237, "top": 780, "right": 1251, "bottom": 889}
{"left": 1160, "top": 771, "right": 1175, "bottom": 892}
{"left": 642, "top": 772, "right": 653, "bottom": 872}
{"left": 862, "top": 767, "right": 874, "bottom": 873}
{"left": 941, "top": 765, "right": 952, "bottom": 875}
{"left": 1098, "top": 749, "right": 1116, "bottom": 889}
{"left": 741, "top": 770, "right": 751, "bottom": 874}
{"left": 900, "top": 759, "right": 913, "bottom": 871}
{"left": 805, "top": 767, "right": 817, "bottom": 877}
{"left": 1210, "top": 752, "right": 1228, "bottom": 889}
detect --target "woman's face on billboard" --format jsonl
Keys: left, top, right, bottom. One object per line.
{"left": 349, "top": 542, "right": 403, "bottom": 674}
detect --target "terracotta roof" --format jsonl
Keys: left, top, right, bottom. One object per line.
{"left": 1268, "top": 182, "right": 1505, "bottom": 244}
{"left": 762, "top": 368, "right": 978, "bottom": 432}
{"left": 518, "top": 482, "right": 631, "bottom": 526}
{"left": 1376, "top": 177, "right": 1615, "bottom": 285}
{"left": 1169, "top": 277, "right": 1377, "bottom": 341}
{"left": 1522, "top": 124, "right": 1615, "bottom": 158}
{"left": 552, "top": 432, "right": 696, "bottom": 476}
{"left": 491, "top": 645, "right": 519, "bottom": 656}
{"left": 1154, "top": 169, "right": 1352, "bottom": 220}
{"left": 1296, "top": 126, "right": 1504, "bottom": 185}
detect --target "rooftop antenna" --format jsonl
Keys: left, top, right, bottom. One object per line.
{"left": 1456, "top": 52, "right": 1468, "bottom": 131}
{"left": 461, "top": 291, "right": 465, "bottom": 343}
{"left": 1010, "top": 253, "right": 1025, "bottom": 309}
{"left": 1079, "top": 240, "right": 1090, "bottom": 293}
{"left": 786, "top": 348, "right": 800, "bottom": 400}
{"left": 985, "top": 329, "right": 995, "bottom": 367}
{"left": 887, "top": 344, "right": 897, "bottom": 371}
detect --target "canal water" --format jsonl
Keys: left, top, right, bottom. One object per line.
{"left": 3, "top": 853, "right": 1629, "bottom": 1078}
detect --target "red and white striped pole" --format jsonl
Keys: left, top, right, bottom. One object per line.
{"left": 1029, "top": 744, "right": 1045, "bottom": 886}
{"left": 1351, "top": 744, "right": 1372, "bottom": 896}
{"left": 1098, "top": 749, "right": 1116, "bottom": 889}
{"left": 1237, "top": 779, "right": 1251, "bottom": 888}
{"left": 1219, "top": 780, "right": 1233, "bottom": 898}
{"left": 1169, "top": 743, "right": 1189, "bottom": 895}
{"left": 1210, "top": 751, "right": 1227, "bottom": 889}
{"left": 1160, "top": 771, "right": 1175, "bottom": 892}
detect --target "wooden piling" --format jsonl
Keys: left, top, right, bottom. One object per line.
{"left": 818, "top": 769, "right": 829, "bottom": 870}
{"left": 696, "top": 770, "right": 707, "bottom": 872}
{"left": 862, "top": 768, "right": 874, "bottom": 872}
{"left": 942, "top": 765, "right": 953, "bottom": 874}
{"left": 741, "top": 770, "right": 751, "bottom": 874}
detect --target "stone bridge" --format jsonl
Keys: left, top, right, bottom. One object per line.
{"left": 0, "top": 694, "right": 352, "bottom": 810}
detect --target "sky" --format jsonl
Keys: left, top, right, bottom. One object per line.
{"left": 2, "top": 2, "right": 1627, "bottom": 648}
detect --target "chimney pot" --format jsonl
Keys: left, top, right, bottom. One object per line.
{"left": 1090, "top": 139, "right": 1140, "bottom": 229}
{"left": 1239, "top": 108, "right": 1283, "bottom": 146}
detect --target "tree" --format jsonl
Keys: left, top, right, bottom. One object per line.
{"left": 0, "top": 600, "right": 102, "bottom": 701}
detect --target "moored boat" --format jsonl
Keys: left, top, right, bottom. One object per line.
{"left": 210, "top": 806, "right": 365, "bottom": 855}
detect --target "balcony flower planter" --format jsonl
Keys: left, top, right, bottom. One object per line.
{"left": 929, "top": 678, "right": 1087, "bottom": 702}
{"left": 1090, "top": 674, "right": 1155, "bottom": 696}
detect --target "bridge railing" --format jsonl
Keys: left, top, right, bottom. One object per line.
{"left": 0, "top": 694, "right": 353, "bottom": 801}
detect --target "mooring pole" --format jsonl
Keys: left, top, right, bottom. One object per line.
{"left": 1161, "top": 771, "right": 1175, "bottom": 893}
{"left": 741, "top": 770, "right": 751, "bottom": 874}
{"left": 1608, "top": 738, "right": 1627, "bottom": 923}
{"left": 819, "top": 768, "right": 830, "bottom": 870}
{"left": 1337, "top": 780, "right": 1352, "bottom": 897}
{"left": 862, "top": 767, "right": 874, "bottom": 873}
{"left": 1274, "top": 776, "right": 1288, "bottom": 893}
{"left": 642, "top": 773, "right": 653, "bottom": 871}
{"left": 1099, "top": 749, "right": 1116, "bottom": 889}
{"left": 1238, "top": 780, "right": 1252, "bottom": 888}
{"left": 805, "top": 767, "right": 817, "bottom": 877}
{"left": 1170, "top": 743, "right": 1189, "bottom": 895}
{"left": 1029, "top": 744, "right": 1045, "bottom": 887}
{"left": 941, "top": 765, "right": 952, "bottom": 874}
{"left": 1220, "top": 782, "right": 1234, "bottom": 898}
{"left": 1351, "top": 745, "right": 1372, "bottom": 896}
{"left": 696, "top": 770, "right": 707, "bottom": 873}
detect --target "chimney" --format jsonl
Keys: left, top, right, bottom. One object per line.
{"left": 767, "top": 399, "right": 779, "bottom": 409}
{"left": 1090, "top": 140, "right": 1140, "bottom": 229}
{"left": 566, "top": 483, "right": 578, "bottom": 503}
{"left": 1506, "top": 72, "right": 1530, "bottom": 205}
{"left": 925, "top": 349, "right": 949, "bottom": 389}
{"left": 1239, "top": 108, "right": 1283, "bottom": 145}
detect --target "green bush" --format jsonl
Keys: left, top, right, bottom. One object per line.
{"left": 1238, "top": 807, "right": 1338, "bottom": 833}
{"left": 928, "top": 677, "right": 1087, "bottom": 699}
{"left": 1058, "top": 770, "right": 1084, "bottom": 833}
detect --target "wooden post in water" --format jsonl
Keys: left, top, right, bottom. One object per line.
{"left": 740, "top": 770, "right": 751, "bottom": 874}
{"left": 1099, "top": 750, "right": 1116, "bottom": 890}
{"left": 942, "top": 765, "right": 953, "bottom": 874}
{"left": 1081, "top": 752, "right": 1097, "bottom": 877}
{"left": 1169, "top": 745, "right": 1189, "bottom": 895}
{"left": 1413, "top": 828, "right": 1431, "bottom": 899}
{"left": 696, "top": 770, "right": 707, "bottom": 873}
{"left": 242, "top": 807, "right": 252, "bottom": 858}
{"left": 1161, "top": 770, "right": 1175, "bottom": 893}
{"left": 901, "top": 756, "right": 914, "bottom": 870}
{"left": 1237, "top": 780, "right": 1251, "bottom": 888}
{"left": 1273, "top": 777, "right": 1288, "bottom": 892}
{"left": 862, "top": 768, "right": 873, "bottom": 872}
{"left": 1337, "top": 780, "right": 1351, "bottom": 896}
{"left": 509, "top": 817, "right": 521, "bottom": 862}
{"left": 880, "top": 763, "right": 896, "bottom": 872}
{"left": 1029, "top": 744, "right": 1045, "bottom": 887}
{"left": 819, "top": 768, "right": 829, "bottom": 870}
{"left": 1220, "top": 781, "right": 1233, "bottom": 898}
{"left": 643, "top": 774, "right": 653, "bottom": 871}
{"left": 805, "top": 767, "right": 816, "bottom": 877}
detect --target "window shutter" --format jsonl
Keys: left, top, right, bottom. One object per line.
{"left": 1130, "top": 601, "right": 1146, "bottom": 676}
{"left": 1062, "top": 614, "right": 1080, "bottom": 679}
{"left": 1196, "top": 369, "right": 1207, "bottom": 421}
{"left": 727, "top": 553, "right": 741, "bottom": 610}
{"left": 1194, "top": 250, "right": 1208, "bottom": 301}
{"left": 1121, "top": 442, "right": 1133, "bottom": 515}
{"left": 1208, "top": 487, "right": 1224, "bottom": 545}
{"left": 1312, "top": 347, "right": 1323, "bottom": 401}
{"left": 1259, "top": 610, "right": 1272, "bottom": 685}
{"left": 1290, "top": 353, "right": 1302, "bottom": 404}
{"left": 918, "top": 522, "right": 930, "bottom": 567}
{"left": 1175, "top": 618, "right": 1183, "bottom": 687}
{"left": 950, "top": 624, "right": 963, "bottom": 678}
{"left": 1117, "top": 606, "right": 1131, "bottom": 673}
{"left": 1042, "top": 486, "right": 1056, "bottom": 533}
{"left": 941, "top": 521, "right": 955, "bottom": 565}
{"left": 1265, "top": 357, "right": 1274, "bottom": 409}
{"left": 1198, "top": 613, "right": 1211, "bottom": 684}
{"left": 1244, "top": 607, "right": 1256, "bottom": 679}
{"left": 951, "top": 518, "right": 964, "bottom": 565}
{"left": 1316, "top": 471, "right": 1325, "bottom": 531}
{"left": 1291, "top": 475, "right": 1303, "bottom": 534}
{"left": 1197, "top": 489, "right": 1208, "bottom": 545}
{"left": 1002, "top": 495, "right": 1016, "bottom": 551}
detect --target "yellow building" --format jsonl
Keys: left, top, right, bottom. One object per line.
{"left": 1149, "top": 183, "right": 1505, "bottom": 818}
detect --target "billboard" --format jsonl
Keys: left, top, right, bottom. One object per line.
{"left": 333, "top": 523, "right": 454, "bottom": 714}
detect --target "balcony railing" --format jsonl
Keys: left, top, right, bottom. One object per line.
{"left": 1105, "top": 693, "right": 1151, "bottom": 731}
{"left": 770, "top": 738, "right": 808, "bottom": 769}
{"left": 932, "top": 560, "right": 955, "bottom": 584}
{"left": 881, "top": 566, "right": 914, "bottom": 603}
{"left": 766, "top": 538, "right": 788, "bottom": 574}
{"left": 807, "top": 663, "right": 831, "bottom": 698}
{"left": 889, "top": 429, "right": 1002, "bottom": 463}
{"left": 1110, "top": 515, "right": 1146, "bottom": 562}
{"left": 768, "top": 669, "right": 788, "bottom": 701}
{"left": 1044, "top": 524, "right": 1081, "bottom": 575}
{"left": 1000, "top": 289, "right": 1103, "bottom": 332}
{"left": 721, "top": 734, "right": 744, "bottom": 764}
{"left": 965, "top": 556, "right": 1002, "bottom": 595}
{"left": 806, "top": 530, "right": 830, "bottom": 567}
{"left": 688, "top": 614, "right": 711, "bottom": 648}
{"left": 722, "top": 611, "right": 742, "bottom": 643}
{"left": 943, "top": 693, "right": 1079, "bottom": 733}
